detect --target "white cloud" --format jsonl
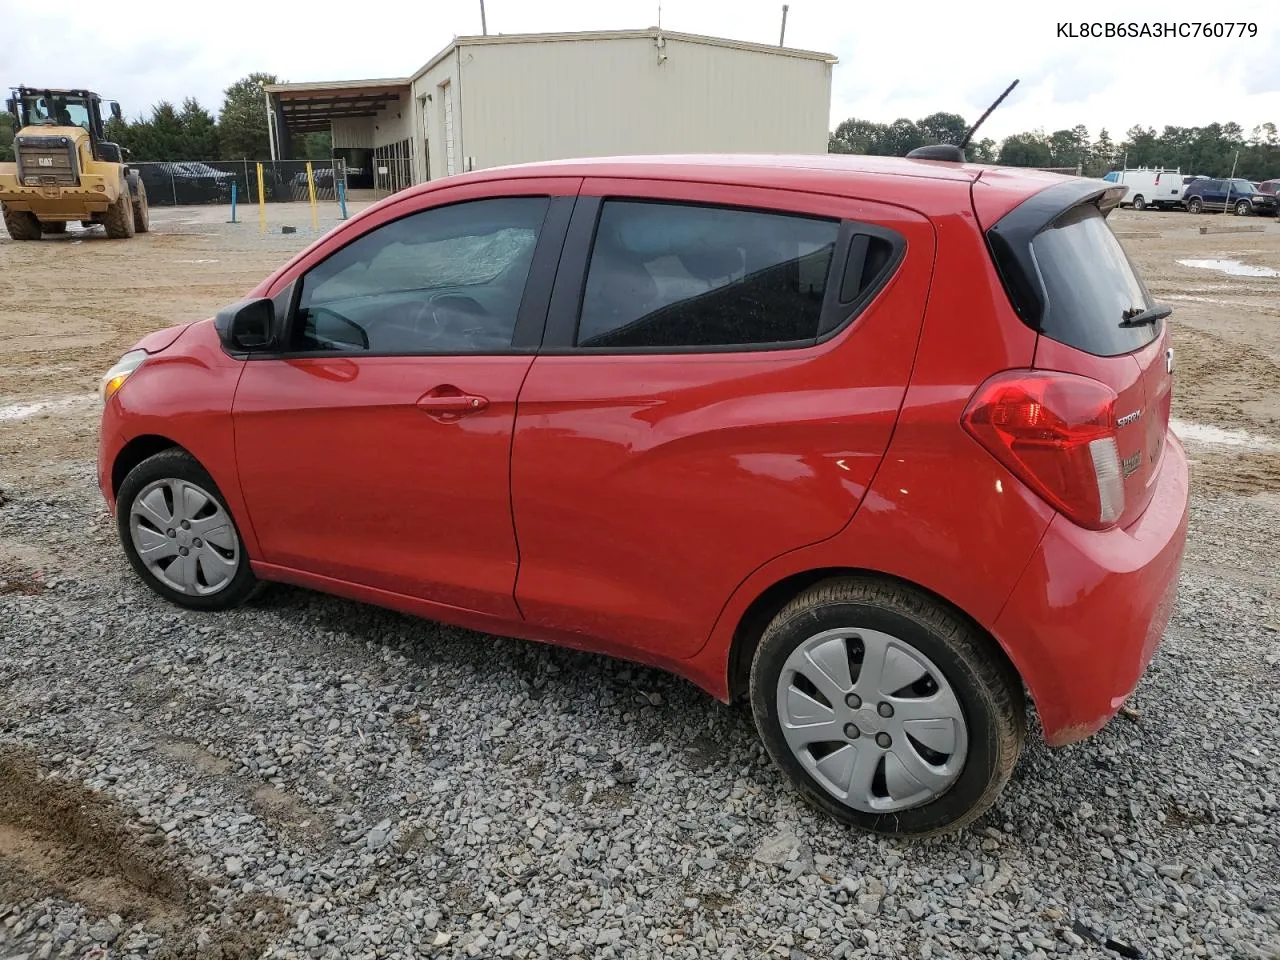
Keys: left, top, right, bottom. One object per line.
{"left": 2, "top": 0, "right": 1276, "bottom": 142}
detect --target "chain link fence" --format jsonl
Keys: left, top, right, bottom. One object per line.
{"left": 131, "top": 159, "right": 346, "bottom": 207}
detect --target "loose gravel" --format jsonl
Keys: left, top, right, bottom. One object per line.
{"left": 0, "top": 460, "right": 1277, "bottom": 960}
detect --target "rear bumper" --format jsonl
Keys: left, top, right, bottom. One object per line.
{"left": 994, "top": 430, "right": 1189, "bottom": 746}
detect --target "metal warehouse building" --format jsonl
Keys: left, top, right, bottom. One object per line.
{"left": 264, "top": 29, "right": 835, "bottom": 194}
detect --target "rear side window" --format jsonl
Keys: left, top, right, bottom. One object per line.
{"left": 576, "top": 201, "right": 839, "bottom": 349}
{"left": 1029, "top": 204, "right": 1159, "bottom": 357}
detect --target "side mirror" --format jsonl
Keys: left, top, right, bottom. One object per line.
{"left": 5, "top": 98, "right": 16, "bottom": 121}
{"left": 214, "top": 298, "right": 276, "bottom": 352}
{"left": 110, "top": 101, "right": 122, "bottom": 121}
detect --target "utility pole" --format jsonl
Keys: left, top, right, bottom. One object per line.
{"left": 479, "top": 0, "right": 487, "bottom": 35}
{"left": 779, "top": 5, "right": 789, "bottom": 46}
{"left": 1223, "top": 149, "right": 1239, "bottom": 211}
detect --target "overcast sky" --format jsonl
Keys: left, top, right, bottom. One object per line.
{"left": 4, "top": 0, "right": 1277, "bottom": 141}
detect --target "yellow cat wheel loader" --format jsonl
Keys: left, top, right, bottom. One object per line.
{"left": 0, "top": 86, "right": 149, "bottom": 240}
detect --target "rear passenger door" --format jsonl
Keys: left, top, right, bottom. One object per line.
{"left": 510, "top": 179, "right": 936, "bottom": 660}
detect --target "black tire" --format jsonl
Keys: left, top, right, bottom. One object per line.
{"left": 1132, "top": 195, "right": 1146, "bottom": 211}
{"left": 116, "top": 449, "right": 257, "bottom": 611}
{"left": 2, "top": 204, "right": 42, "bottom": 240}
{"left": 1187, "top": 197, "right": 1204, "bottom": 214}
{"left": 103, "top": 190, "right": 135, "bottom": 239}
{"left": 132, "top": 180, "right": 150, "bottom": 233}
{"left": 40, "top": 220, "right": 68, "bottom": 234}
{"left": 1234, "top": 200, "right": 1251, "bottom": 217}
{"left": 749, "top": 576, "right": 1025, "bottom": 837}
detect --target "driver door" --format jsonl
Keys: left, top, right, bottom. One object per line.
{"left": 232, "top": 179, "right": 578, "bottom": 617}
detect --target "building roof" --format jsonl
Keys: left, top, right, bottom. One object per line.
{"left": 410, "top": 28, "right": 837, "bottom": 82}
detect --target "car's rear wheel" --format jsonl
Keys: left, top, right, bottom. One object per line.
{"left": 117, "top": 449, "right": 257, "bottom": 610}
{"left": 1234, "top": 200, "right": 1251, "bottom": 217}
{"left": 1187, "top": 197, "right": 1204, "bottom": 214}
{"left": 1131, "top": 195, "right": 1146, "bottom": 211}
{"left": 750, "top": 576, "right": 1024, "bottom": 836}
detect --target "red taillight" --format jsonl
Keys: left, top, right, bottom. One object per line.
{"left": 962, "top": 371, "right": 1124, "bottom": 530}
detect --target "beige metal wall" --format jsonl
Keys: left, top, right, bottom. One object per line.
{"left": 331, "top": 117, "right": 374, "bottom": 149}
{"left": 456, "top": 35, "right": 832, "bottom": 171}
{"left": 411, "top": 56, "right": 463, "bottom": 183}
{"left": 370, "top": 95, "right": 413, "bottom": 148}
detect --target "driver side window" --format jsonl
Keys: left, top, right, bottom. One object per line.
{"left": 291, "top": 196, "right": 549, "bottom": 354}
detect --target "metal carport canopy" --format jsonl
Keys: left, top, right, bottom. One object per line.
{"left": 264, "top": 78, "right": 410, "bottom": 135}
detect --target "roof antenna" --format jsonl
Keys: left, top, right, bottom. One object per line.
{"left": 905, "top": 78, "right": 1019, "bottom": 162}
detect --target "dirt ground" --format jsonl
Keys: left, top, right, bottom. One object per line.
{"left": 1, "top": 200, "right": 1279, "bottom": 950}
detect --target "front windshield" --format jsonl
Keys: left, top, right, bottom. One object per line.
{"left": 20, "top": 94, "right": 92, "bottom": 131}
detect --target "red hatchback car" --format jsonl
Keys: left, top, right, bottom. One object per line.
{"left": 97, "top": 155, "right": 1188, "bottom": 835}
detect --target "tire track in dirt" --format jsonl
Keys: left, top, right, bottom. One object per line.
{"left": 0, "top": 746, "right": 285, "bottom": 958}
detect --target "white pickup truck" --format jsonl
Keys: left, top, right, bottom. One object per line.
{"left": 1101, "top": 168, "right": 1185, "bottom": 210}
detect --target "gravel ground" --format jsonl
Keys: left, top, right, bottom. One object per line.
{"left": 0, "top": 459, "right": 1277, "bottom": 960}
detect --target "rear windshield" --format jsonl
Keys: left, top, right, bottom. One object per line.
{"left": 1029, "top": 204, "right": 1160, "bottom": 357}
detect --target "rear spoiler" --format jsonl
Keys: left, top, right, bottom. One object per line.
{"left": 985, "top": 180, "right": 1128, "bottom": 329}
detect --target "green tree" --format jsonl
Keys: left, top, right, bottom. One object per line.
{"left": 291, "top": 131, "right": 332, "bottom": 161}
{"left": 179, "top": 98, "right": 219, "bottom": 158}
{"left": 0, "top": 110, "right": 14, "bottom": 162}
{"left": 880, "top": 118, "right": 925, "bottom": 156}
{"left": 1047, "top": 127, "right": 1088, "bottom": 170}
{"left": 828, "top": 110, "right": 1280, "bottom": 180}
{"left": 1122, "top": 125, "right": 1158, "bottom": 167}
{"left": 997, "top": 132, "right": 1053, "bottom": 167}
{"left": 916, "top": 112, "right": 968, "bottom": 146}
{"left": 968, "top": 137, "right": 997, "bottom": 164}
{"left": 218, "top": 72, "right": 277, "bottom": 160}
{"left": 1088, "top": 128, "right": 1116, "bottom": 177}
{"left": 824, "top": 117, "right": 885, "bottom": 154}
{"left": 829, "top": 118, "right": 885, "bottom": 155}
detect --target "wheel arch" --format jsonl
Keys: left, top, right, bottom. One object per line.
{"left": 725, "top": 567, "right": 1023, "bottom": 706}
{"left": 111, "top": 434, "right": 184, "bottom": 496}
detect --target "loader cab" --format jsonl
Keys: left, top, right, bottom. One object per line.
{"left": 9, "top": 87, "right": 124, "bottom": 163}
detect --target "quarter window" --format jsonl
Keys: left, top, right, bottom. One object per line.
{"left": 291, "top": 197, "right": 548, "bottom": 354}
{"left": 576, "top": 201, "right": 839, "bottom": 349}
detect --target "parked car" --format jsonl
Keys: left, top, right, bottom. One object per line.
{"left": 1101, "top": 168, "right": 1185, "bottom": 210}
{"left": 96, "top": 156, "right": 1189, "bottom": 836}
{"left": 1256, "top": 179, "right": 1280, "bottom": 197}
{"left": 135, "top": 162, "right": 236, "bottom": 205}
{"left": 288, "top": 166, "right": 336, "bottom": 198}
{"left": 1182, "top": 177, "right": 1279, "bottom": 216}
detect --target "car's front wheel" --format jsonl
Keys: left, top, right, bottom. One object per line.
{"left": 750, "top": 577, "right": 1024, "bottom": 836}
{"left": 1187, "top": 197, "right": 1204, "bottom": 214}
{"left": 1234, "top": 200, "right": 1251, "bottom": 217}
{"left": 116, "top": 449, "right": 257, "bottom": 610}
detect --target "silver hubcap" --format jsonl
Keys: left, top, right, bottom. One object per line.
{"left": 777, "top": 628, "right": 968, "bottom": 813}
{"left": 128, "top": 478, "right": 239, "bottom": 595}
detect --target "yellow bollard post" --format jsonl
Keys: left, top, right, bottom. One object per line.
{"left": 306, "top": 161, "right": 319, "bottom": 232}
{"left": 256, "top": 162, "right": 266, "bottom": 233}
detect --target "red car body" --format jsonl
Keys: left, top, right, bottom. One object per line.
{"left": 97, "top": 155, "right": 1188, "bottom": 748}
